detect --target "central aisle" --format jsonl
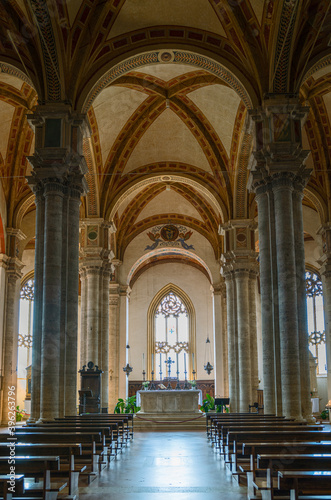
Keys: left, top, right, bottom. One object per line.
{"left": 79, "top": 431, "right": 247, "bottom": 499}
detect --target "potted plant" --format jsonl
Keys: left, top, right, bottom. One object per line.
{"left": 200, "top": 393, "right": 215, "bottom": 413}
{"left": 114, "top": 395, "right": 141, "bottom": 414}
{"left": 188, "top": 380, "right": 197, "bottom": 389}
{"left": 16, "top": 406, "right": 25, "bottom": 422}
{"left": 142, "top": 381, "right": 149, "bottom": 390}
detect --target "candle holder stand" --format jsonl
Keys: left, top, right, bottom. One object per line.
{"left": 149, "top": 370, "right": 156, "bottom": 390}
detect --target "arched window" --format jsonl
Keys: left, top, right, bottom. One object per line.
{"left": 17, "top": 277, "right": 34, "bottom": 407}
{"left": 148, "top": 285, "right": 196, "bottom": 381}
{"left": 306, "top": 270, "right": 326, "bottom": 375}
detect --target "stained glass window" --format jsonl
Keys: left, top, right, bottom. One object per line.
{"left": 306, "top": 271, "right": 326, "bottom": 375}
{"left": 154, "top": 292, "right": 189, "bottom": 381}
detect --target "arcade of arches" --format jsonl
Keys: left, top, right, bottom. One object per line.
{"left": 0, "top": 0, "right": 331, "bottom": 425}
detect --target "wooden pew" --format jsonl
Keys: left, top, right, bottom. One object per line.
{"left": 24, "top": 424, "right": 114, "bottom": 464}
{"left": 0, "top": 474, "right": 24, "bottom": 500}
{"left": 277, "top": 470, "right": 331, "bottom": 500}
{"left": 256, "top": 453, "right": 331, "bottom": 500}
{"left": 0, "top": 456, "right": 64, "bottom": 500}
{"left": 0, "top": 442, "right": 83, "bottom": 496}
{"left": 243, "top": 441, "right": 331, "bottom": 498}
{"left": 12, "top": 431, "right": 102, "bottom": 481}
{"left": 60, "top": 414, "right": 133, "bottom": 447}
{"left": 208, "top": 416, "right": 293, "bottom": 445}
{"left": 47, "top": 419, "right": 121, "bottom": 455}
{"left": 218, "top": 423, "right": 319, "bottom": 453}
{"left": 206, "top": 414, "right": 282, "bottom": 440}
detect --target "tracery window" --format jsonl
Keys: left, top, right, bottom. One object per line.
{"left": 17, "top": 277, "right": 34, "bottom": 406}
{"left": 19, "top": 279, "right": 34, "bottom": 350}
{"left": 154, "top": 292, "right": 190, "bottom": 380}
{"left": 306, "top": 271, "right": 326, "bottom": 375}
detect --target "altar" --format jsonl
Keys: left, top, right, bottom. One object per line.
{"left": 136, "top": 389, "right": 202, "bottom": 414}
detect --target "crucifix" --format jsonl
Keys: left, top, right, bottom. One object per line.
{"left": 165, "top": 356, "right": 175, "bottom": 390}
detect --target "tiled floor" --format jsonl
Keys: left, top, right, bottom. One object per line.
{"left": 79, "top": 431, "right": 247, "bottom": 500}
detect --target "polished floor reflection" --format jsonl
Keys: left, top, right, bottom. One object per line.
{"left": 79, "top": 431, "right": 247, "bottom": 500}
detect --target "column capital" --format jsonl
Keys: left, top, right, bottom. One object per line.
{"left": 6, "top": 257, "right": 24, "bottom": 282}
{"left": 0, "top": 253, "right": 9, "bottom": 270}
{"left": 211, "top": 280, "right": 226, "bottom": 297}
{"left": 120, "top": 285, "right": 131, "bottom": 299}
{"left": 248, "top": 95, "right": 311, "bottom": 193}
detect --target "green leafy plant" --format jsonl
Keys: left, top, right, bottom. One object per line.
{"left": 188, "top": 380, "right": 197, "bottom": 388}
{"left": 200, "top": 394, "right": 227, "bottom": 413}
{"left": 142, "top": 381, "right": 149, "bottom": 389}
{"left": 16, "top": 406, "right": 26, "bottom": 422}
{"left": 200, "top": 393, "right": 215, "bottom": 413}
{"left": 320, "top": 409, "right": 329, "bottom": 420}
{"left": 114, "top": 396, "right": 140, "bottom": 414}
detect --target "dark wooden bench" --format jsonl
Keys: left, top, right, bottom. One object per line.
{"left": 218, "top": 423, "right": 319, "bottom": 453}
{"left": 206, "top": 413, "right": 281, "bottom": 440}
{"left": 24, "top": 424, "right": 114, "bottom": 464}
{"left": 60, "top": 414, "right": 133, "bottom": 446}
{"left": 0, "top": 474, "right": 24, "bottom": 500}
{"left": 11, "top": 431, "right": 103, "bottom": 481}
{"left": 0, "top": 456, "right": 64, "bottom": 500}
{"left": 242, "top": 441, "right": 331, "bottom": 498}
{"left": 256, "top": 453, "right": 331, "bottom": 500}
{"left": 0, "top": 442, "right": 83, "bottom": 496}
{"left": 42, "top": 420, "right": 121, "bottom": 455}
{"left": 277, "top": 470, "right": 331, "bottom": 500}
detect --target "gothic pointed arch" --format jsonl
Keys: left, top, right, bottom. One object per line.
{"left": 147, "top": 283, "right": 196, "bottom": 378}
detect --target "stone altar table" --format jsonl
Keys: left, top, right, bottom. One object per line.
{"left": 136, "top": 389, "right": 202, "bottom": 414}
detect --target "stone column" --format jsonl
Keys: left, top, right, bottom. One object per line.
{"left": 249, "top": 270, "right": 259, "bottom": 404}
{"left": 27, "top": 105, "right": 89, "bottom": 421}
{"left": 212, "top": 282, "right": 228, "bottom": 397}
{"left": 28, "top": 186, "right": 44, "bottom": 422}
{"left": 109, "top": 283, "right": 120, "bottom": 410}
{"left": 293, "top": 180, "right": 312, "bottom": 421}
{"left": 248, "top": 95, "right": 311, "bottom": 419}
{"left": 79, "top": 220, "right": 115, "bottom": 410}
{"left": 223, "top": 272, "right": 238, "bottom": 411}
{"left": 319, "top": 225, "right": 331, "bottom": 407}
{"left": 235, "top": 269, "right": 252, "bottom": 411}
{"left": 1, "top": 254, "right": 24, "bottom": 424}
{"left": 254, "top": 185, "right": 276, "bottom": 414}
{"left": 85, "top": 267, "right": 101, "bottom": 365}
{"left": 220, "top": 220, "right": 259, "bottom": 412}
{"left": 79, "top": 268, "right": 88, "bottom": 369}
{"left": 100, "top": 264, "right": 111, "bottom": 411}
{"left": 0, "top": 255, "right": 9, "bottom": 399}
{"left": 65, "top": 184, "right": 82, "bottom": 416}
{"left": 40, "top": 179, "right": 65, "bottom": 421}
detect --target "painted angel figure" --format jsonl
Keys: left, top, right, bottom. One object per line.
{"left": 177, "top": 231, "right": 194, "bottom": 250}
{"left": 145, "top": 232, "right": 161, "bottom": 250}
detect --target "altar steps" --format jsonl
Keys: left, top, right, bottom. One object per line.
{"left": 134, "top": 412, "right": 206, "bottom": 431}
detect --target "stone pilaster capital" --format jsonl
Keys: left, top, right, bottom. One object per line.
{"left": 6, "top": 228, "right": 26, "bottom": 242}
{"left": 211, "top": 280, "right": 226, "bottom": 297}
{"left": 6, "top": 257, "right": 24, "bottom": 282}
{"left": 120, "top": 285, "right": 131, "bottom": 299}
{"left": 317, "top": 223, "right": 331, "bottom": 257}
{"left": 0, "top": 253, "right": 9, "bottom": 270}
{"left": 318, "top": 253, "right": 331, "bottom": 279}
{"left": 109, "top": 296, "right": 119, "bottom": 306}
{"left": 111, "top": 259, "right": 122, "bottom": 268}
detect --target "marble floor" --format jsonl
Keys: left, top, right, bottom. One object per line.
{"left": 79, "top": 431, "right": 247, "bottom": 500}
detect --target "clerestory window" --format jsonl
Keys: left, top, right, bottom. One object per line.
{"left": 306, "top": 270, "right": 326, "bottom": 375}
